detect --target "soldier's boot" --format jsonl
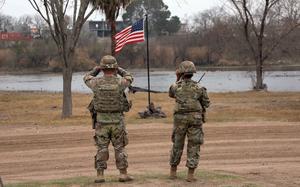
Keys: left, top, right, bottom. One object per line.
{"left": 169, "top": 166, "right": 177, "bottom": 179}
{"left": 119, "top": 169, "right": 133, "bottom": 182}
{"left": 186, "top": 168, "right": 197, "bottom": 182}
{"left": 94, "top": 169, "right": 105, "bottom": 183}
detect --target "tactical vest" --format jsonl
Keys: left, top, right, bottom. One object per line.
{"left": 174, "top": 80, "right": 202, "bottom": 113}
{"left": 93, "top": 76, "right": 131, "bottom": 113}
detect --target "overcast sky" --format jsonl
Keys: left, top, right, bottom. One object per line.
{"left": 1, "top": 0, "right": 222, "bottom": 20}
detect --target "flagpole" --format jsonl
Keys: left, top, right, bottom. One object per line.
{"left": 145, "top": 14, "right": 151, "bottom": 109}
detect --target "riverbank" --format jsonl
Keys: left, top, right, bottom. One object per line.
{"left": 200, "top": 64, "right": 300, "bottom": 71}
{"left": 1, "top": 64, "right": 300, "bottom": 75}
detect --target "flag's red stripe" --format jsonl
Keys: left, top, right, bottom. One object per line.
{"left": 124, "top": 39, "right": 145, "bottom": 45}
{"left": 115, "top": 40, "right": 145, "bottom": 53}
{"left": 116, "top": 31, "right": 144, "bottom": 44}
{"left": 115, "top": 33, "right": 132, "bottom": 45}
{"left": 115, "top": 32, "right": 144, "bottom": 46}
{"left": 116, "top": 38, "right": 144, "bottom": 50}
{"left": 115, "top": 35, "right": 144, "bottom": 49}
{"left": 115, "top": 38, "right": 144, "bottom": 51}
{"left": 115, "top": 31, "right": 131, "bottom": 41}
{"left": 114, "top": 19, "right": 144, "bottom": 53}
{"left": 116, "top": 38, "right": 145, "bottom": 49}
{"left": 128, "top": 31, "right": 144, "bottom": 37}
{"left": 116, "top": 30, "right": 144, "bottom": 42}
{"left": 115, "top": 26, "right": 131, "bottom": 39}
{"left": 124, "top": 34, "right": 144, "bottom": 43}
{"left": 115, "top": 38, "right": 144, "bottom": 52}
{"left": 115, "top": 32, "right": 131, "bottom": 45}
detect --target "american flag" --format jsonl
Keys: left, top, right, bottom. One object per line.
{"left": 114, "top": 19, "right": 145, "bottom": 53}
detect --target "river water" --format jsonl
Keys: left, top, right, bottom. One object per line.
{"left": 0, "top": 71, "right": 299, "bottom": 93}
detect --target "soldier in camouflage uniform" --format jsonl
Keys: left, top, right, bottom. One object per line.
{"left": 83, "top": 55, "right": 133, "bottom": 183}
{"left": 168, "top": 61, "right": 210, "bottom": 182}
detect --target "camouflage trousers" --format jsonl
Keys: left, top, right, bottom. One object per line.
{"left": 94, "top": 120, "right": 129, "bottom": 171}
{"left": 170, "top": 113, "right": 204, "bottom": 169}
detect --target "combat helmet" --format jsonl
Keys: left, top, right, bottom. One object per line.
{"left": 177, "top": 61, "right": 196, "bottom": 74}
{"left": 99, "top": 55, "right": 118, "bottom": 69}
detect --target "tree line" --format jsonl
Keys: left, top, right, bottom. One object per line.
{"left": 1, "top": 2, "right": 299, "bottom": 72}
{"left": 0, "top": 0, "right": 183, "bottom": 71}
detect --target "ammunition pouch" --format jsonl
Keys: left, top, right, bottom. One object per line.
{"left": 96, "top": 112, "right": 122, "bottom": 124}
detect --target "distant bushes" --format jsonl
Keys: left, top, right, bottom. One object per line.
{"left": 0, "top": 41, "right": 98, "bottom": 72}
{"left": 1, "top": 31, "right": 299, "bottom": 72}
{"left": 1, "top": 5, "right": 300, "bottom": 73}
{"left": 0, "top": 40, "right": 56, "bottom": 70}
{"left": 73, "top": 49, "right": 97, "bottom": 71}
{"left": 0, "top": 49, "right": 16, "bottom": 68}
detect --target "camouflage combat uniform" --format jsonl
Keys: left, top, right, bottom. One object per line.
{"left": 169, "top": 79, "right": 210, "bottom": 169}
{"left": 169, "top": 61, "right": 210, "bottom": 180}
{"left": 83, "top": 65, "right": 133, "bottom": 172}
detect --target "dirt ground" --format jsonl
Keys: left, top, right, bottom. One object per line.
{"left": 0, "top": 121, "right": 300, "bottom": 186}
{"left": 0, "top": 91, "right": 300, "bottom": 186}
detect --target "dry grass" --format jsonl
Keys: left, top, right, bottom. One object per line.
{"left": 0, "top": 91, "right": 299, "bottom": 127}
{"left": 5, "top": 170, "right": 252, "bottom": 187}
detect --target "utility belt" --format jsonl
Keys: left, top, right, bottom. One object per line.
{"left": 174, "top": 110, "right": 201, "bottom": 115}
{"left": 175, "top": 110, "right": 206, "bottom": 124}
{"left": 96, "top": 112, "right": 123, "bottom": 125}
{"left": 96, "top": 111, "right": 123, "bottom": 114}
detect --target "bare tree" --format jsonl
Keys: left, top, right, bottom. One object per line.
{"left": 0, "top": 0, "right": 5, "bottom": 10}
{"left": 0, "top": 14, "right": 14, "bottom": 32}
{"left": 193, "top": 7, "right": 234, "bottom": 64}
{"left": 15, "top": 15, "right": 33, "bottom": 35}
{"left": 28, "top": 0, "right": 96, "bottom": 118}
{"left": 32, "top": 14, "right": 47, "bottom": 37}
{"left": 228, "top": 0, "right": 300, "bottom": 89}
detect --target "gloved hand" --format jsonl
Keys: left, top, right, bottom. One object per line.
{"left": 90, "top": 66, "right": 101, "bottom": 76}
{"left": 176, "top": 70, "right": 182, "bottom": 82}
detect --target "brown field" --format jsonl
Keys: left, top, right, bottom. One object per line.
{"left": 0, "top": 91, "right": 300, "bottom": 186}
